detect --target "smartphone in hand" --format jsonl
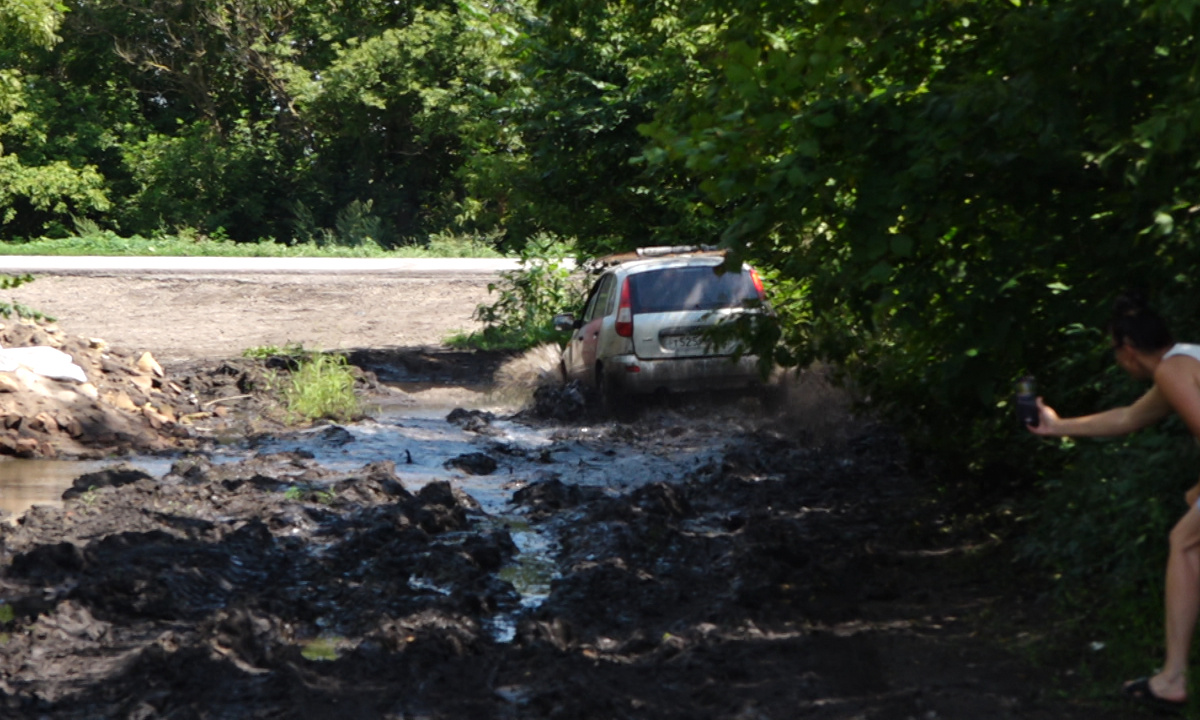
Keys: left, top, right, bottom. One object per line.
{"left": 1016, "top": 376, "right": 1039, "bottom": 427}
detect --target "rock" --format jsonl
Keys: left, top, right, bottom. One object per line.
{"left": 0, "top": 373, "right": 22, "bottom": 393}
{"left": 62, "top": 465, "right": 155, "bottom": 500}
{"left": 446, "top": 408, "right": 501, "bottom": 435}
{"left": 57, "top": 414, "right": 84, "bottom": 437}
{"left": 444, "top": 452, "right": 498, "bottom": 475}
{"left": 14, "top": 437, "right": 41, "bottom": 457}
{"left": 142, "top": 406, "right": 173, "bottom": 429}
{"left": 137, "top": 351, "right": 164, "bottom": 377}
{"left": 104, "top": 390, "right": 140, "bottom": 412}
{"left": 31, "top": 412, "right": 58, "bottom": 433}
{"left": 321, "top": 425, "right": 355, "bottom": 446}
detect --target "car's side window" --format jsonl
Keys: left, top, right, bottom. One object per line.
{"left": 584, "top": 274, "right": 615, "bottom": 322}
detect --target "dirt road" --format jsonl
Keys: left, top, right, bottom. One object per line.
{"left": 7, "top": 272, "right": 495, "bottom": 363}
{"left": 0, "top": 268, "right": 1136, "bottom": 720}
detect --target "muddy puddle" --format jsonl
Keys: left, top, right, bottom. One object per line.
{"left": 0, "top": 379, "right": 728, "bottom": 629}
{"left": 0, "top": 381, "right": 497, "bottom": 518}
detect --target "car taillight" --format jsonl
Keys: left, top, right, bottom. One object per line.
{"left": 615, "top": 278, "right": 633, "bottom": 337}
{"left": 749, "top": 268, "right": 765, "bottom": 299}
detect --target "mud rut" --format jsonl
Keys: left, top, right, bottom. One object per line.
{"left": 0, "top": 362, "right": 1131, "bottom": 719}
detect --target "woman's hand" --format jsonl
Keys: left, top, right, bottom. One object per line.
{"left": 1186, "top": 478, "right": 1200, "bottom": 508}
{"left": 1026, "top": 397, "right": 1062, "bottom": 436}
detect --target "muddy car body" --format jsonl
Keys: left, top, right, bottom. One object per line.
{"left": 554, "top": 249, "right": 768, "bottom": 406}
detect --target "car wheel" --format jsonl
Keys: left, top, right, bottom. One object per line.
{"left": 596, "top": 365, "right": 635, "bottom": 421}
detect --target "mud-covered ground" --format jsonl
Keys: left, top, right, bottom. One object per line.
{"left": 0, "top": 377, "right": 1136, "bottom": 717}
{"left": 0, "top": 309, "right": 1135, "bottom": 718}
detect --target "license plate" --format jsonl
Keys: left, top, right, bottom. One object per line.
{"left": 662, "top": 333, "right": 705, "bottom": 351}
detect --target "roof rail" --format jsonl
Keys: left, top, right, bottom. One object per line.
{"left": 636, "top": 244, "right": 719, "bottom": 257}
{"left": 587, "top": 245, "right": 725, "bottom": 272}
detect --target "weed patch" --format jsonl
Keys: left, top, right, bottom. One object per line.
{"left": 278, "top": 352, "right": 361, "bottom": 423}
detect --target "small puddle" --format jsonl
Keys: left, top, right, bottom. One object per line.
{"left": 0, "top": 457, "right": 173, "bottom": 519}
{"left": 500, "top": 521, "right": 557, "bottom": 606}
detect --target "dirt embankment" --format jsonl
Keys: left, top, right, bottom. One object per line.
{"left": 0, "top": 318, "right": 217, "bottom": 460}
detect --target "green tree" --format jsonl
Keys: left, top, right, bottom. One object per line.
{"left": 638, "top": 0, "right": 1200, "bottom": 463}
{"left": 0, "top": 0, "right": 522, "bottom": 243}
{"left": 0, "top": 0, "right": 112, "bottom": 236}
{"left": 467, "top": 0, "right": 726, "bottom": 253}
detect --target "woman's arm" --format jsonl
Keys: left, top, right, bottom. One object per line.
{"left": 1028, "top": 384, "right": 1173, "bottom": 438}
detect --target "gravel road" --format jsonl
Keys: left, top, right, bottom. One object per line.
{"left": 5, "top": 271, "right": 497, "bottom": 364}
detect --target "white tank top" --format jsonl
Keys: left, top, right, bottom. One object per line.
{"left": 1164, "top": 343, "right": 1200, "bottom": 362}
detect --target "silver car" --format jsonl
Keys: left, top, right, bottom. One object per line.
{"left": 554, "top": 248, "right": 768, "bottom": 408}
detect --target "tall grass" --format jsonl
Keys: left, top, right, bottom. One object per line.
{"left": 280, "top": 353, "right": 361, "bottom": 423}
{"left": 1, "top": 230, "right": 503, "bottom": 258}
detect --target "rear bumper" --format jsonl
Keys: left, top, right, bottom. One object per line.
{"left": 603, "top": 354, "right": 763, "bottom": 394}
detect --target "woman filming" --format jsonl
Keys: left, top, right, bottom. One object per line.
{"left": 1029, "top": 292, "right": 1200, "bottom": 710}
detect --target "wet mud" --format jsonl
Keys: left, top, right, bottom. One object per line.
{"left": 0, "top": 331, "right": 1131, "bottom": 718}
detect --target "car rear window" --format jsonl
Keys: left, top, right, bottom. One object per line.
{"left": 629, "top": 266, "right": 760, "bottom": 313}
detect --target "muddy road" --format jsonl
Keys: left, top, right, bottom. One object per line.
{"left": 0, "top": 271, "right": 1130, "bottom": 718}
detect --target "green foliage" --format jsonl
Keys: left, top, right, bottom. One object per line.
{"left": 0, "top": 0, "right": 63, "bottom": 50}
{"left": 242, "top": 342, "right": 308, "bottom": 361}
{"left": 0, "top": 273, "right": 31, "bottom": 290}
{"left": 283, "top": 483, "right": 336, "bottom": 504}
{"left": 0, "top": 299, "right": 51, "bottom": 320}
{"left": 0, "top": 272, "right": 51, "bottom": 320}
{"left": 422, "top": 230, "right": 504, "bottom": 258}
{"left": 120, "top": 118, "right": 286, "bottom": 240}
{"left": 1, "top": 231, "right": 502, "bottom": 257}
{"left": 456, "top": 233, "right": 583, "bottom": 350}
{"left": 0, "top": 0, "right": 524, "bottom": 242}
{"left": 280, "top": 352, "right": 362, "bottom": 423}
{"left": 0, "top": 155, "right": 110, "bottom": 233}
{"left": 464, "top": 0, "right": 719, "bottom": 252}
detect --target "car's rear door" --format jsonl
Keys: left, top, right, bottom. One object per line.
{"left": 628, "top": 265, "right": 760, "bottom": 360}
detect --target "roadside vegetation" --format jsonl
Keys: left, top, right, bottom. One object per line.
{"left": 1, "top": 230, "right": 503, "bottom": 258}
{"left": 5, "top": 0, "right": 1200, "bottom": 700}
{"left": 244, "top": 345, "right": 362, "bottom": 424}
{"left": 0, "top": 274, "right": 51, "bottom": 320}
{"left": 448, "top": 235, "right": 584, "bottom": 351}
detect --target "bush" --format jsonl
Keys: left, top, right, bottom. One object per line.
{"left": 279, "top": 352, "right": 361, "bottom": 423}
{"left": 453, "top": 233, "right": 585, "bottom": 351}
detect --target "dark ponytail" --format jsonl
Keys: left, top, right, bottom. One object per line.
{"left": 1110, "top": 291, "right": 1174, "bottom": 351}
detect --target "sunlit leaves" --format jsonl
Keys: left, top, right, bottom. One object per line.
{"left": 0, "top": 153, "right": 109, "bottom": 226}
{"left": 0, "top": 0, "right": 64, "bottom": 50}
{"left": 634, "top": 0, "right": 1200, "bottom": 470}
